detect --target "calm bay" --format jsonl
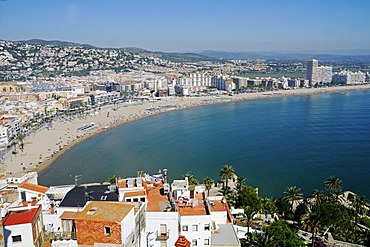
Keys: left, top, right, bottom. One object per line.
{"left": 39, "top": 90, "right": 370, "bottom": 199}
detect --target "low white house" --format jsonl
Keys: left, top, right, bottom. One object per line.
{"left": 3, "top": 205, "right": 44, "bottom": 247}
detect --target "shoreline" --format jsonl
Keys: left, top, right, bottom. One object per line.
{"left": 2, "top": 84, "right": 370, "bottom": 179}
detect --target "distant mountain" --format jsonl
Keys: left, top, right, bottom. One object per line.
{"left": 18, "top": 39, "right": 97, "bottom": 48}
{"left": 197, "top": 50, "right": 370, "bottom": 61}
{"left": 119, "top": 47, "right": 220, "bottom": 62}
{"left": 154, "top": 51, "right": 221, "bottom": 63}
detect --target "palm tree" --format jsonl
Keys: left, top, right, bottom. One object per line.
{"left": 219, "top": 185, "right": 232, "bottom": 197}
{"left": 182, "top": 172, "right": 199, "bottom": 185}
{"left": 10, "top": 140, "right": 18, "bottom": 156}
{"left": 241, "top": 206, "right": 257, "bottom": 234}
{"left": 17, "top": 134, "right": 25, "bottom": 151}
{"left": 302, "top": 208, "right": 322, "bottom": 247}
{"left": 351, "top": 195, "right": 367, "bottom": 224}
{"left": 203, "top": 177, "right": 214, "bottom": 196}
{"left": 220, "top": 164, "right": 234, "bottom": 189}
{"left": 236, "top": 175, "right": 246, "bottom": 191}
{"left": 261, "top": 197, "right": 277, "bottom": 219}
{"left": 310, "top": 189, "right": 325, "bottom": 206}
{"left": 283, "top": 186, "right": 303, "bottom": 212}
{"left": 324, "top": 176, "right": 342, "bottom": 201}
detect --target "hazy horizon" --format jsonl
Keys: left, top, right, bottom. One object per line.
{"left": 1, "top": 0, "right": 370, "bottom": 52}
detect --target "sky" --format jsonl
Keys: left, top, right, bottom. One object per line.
{"left": 0, "top": 0, "right": 370, "bottom": 52}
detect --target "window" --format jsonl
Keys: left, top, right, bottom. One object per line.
{"left": 192, "top": 239, "right": 197, "bottom": 246}
{"left": 12, "top": 235, "right": 22, "bottom": 243}
{"left": 192, "top": 224, "right": 198, "bottom": 231}
{"left": 160, "top": 224, "right": 167, "bottom": 235}
{"left": 204, "top": 224, "right": 210, "bottom": 231}
{"left": 104, "top": 227, "right": 111, "bottom": 235}
{"left": 182, "top": 225, "right": 188, "bottom": 231}
{"left": 204, "top": 239, "right": 210, "bottom": 245}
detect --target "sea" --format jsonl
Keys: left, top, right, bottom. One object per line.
{"left": 39, "top": 90, "right": 370, "bottom": 199}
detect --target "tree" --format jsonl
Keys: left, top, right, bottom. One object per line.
{"left": 294, "top": 202, "right": 308, "bottom": 222}
{"left": 107, "top": 174, "right": 117, "bottom": 183}
{"left": 261, "top": 197, "right": 277, "bottom": 220}
{"left": 241, "top": 206, "right": 258, "bottom": 234}
{"left": 264, "top": 220, "right": 305, "bottom": 246}
{"left": 219, "top": 185, "right": 232, "bottom": 197}
{"left": 302, "top": 207, "right": 322, "bottom": 247}
{"left": 236, "top": 175, "right": 246, "bottom": 191}
{"left": 243, "top": 232, "right": 275, "bottom": 247}
{"left": 302, "top": 200, "right": 351, "bottom": 244}
{"left": 324, "top": 176, "right": 343, "bottom": 201}
{"left": 275, "top": 198, "right": 293, "bottom": 219}
{"left": 203, "top": 177, "right": 214, "bottom": 196}
{"left": 220, "top": 164, "right": 234, "bottom": 189}
{"left": 17, "top": 134, "right": 25, "bottom": 151}
{"left": 10, "top": 140, "right": 18, "bottom": 156}
{"left": 283, "top": 186, "right": 303, "bottom": 212}
{"left": 310, "top": 189, "right": 325, "bottom": 206}
{"left": 351, "top": 195, "right": 367, "bottom": 224}
{"left": 182, "top": 172, "right": 199, "bottom": 185}
{"left": 236, "top": 185, "right": 261, "bottom": 213}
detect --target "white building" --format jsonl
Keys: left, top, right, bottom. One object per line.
{"left": 146, "top": 182, "right": 179, "bottom": 247}
{"left": 332, "top": 71, "right": 366, "bottom": 85}
{"left": 211, "top": 76, "right": 235, "bottom": 91}
{"left": 0, "top": 122, "right": 12, "bottom": 148}
{"left": 307, "top": 59, "right": 333, "bottom": 86}
{"left": 3, "top": 205, "right": 44, "bottom": 247}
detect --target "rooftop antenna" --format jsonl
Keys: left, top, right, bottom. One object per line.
{"left": 75, "top": 175, "right": 82, "bottom": 186}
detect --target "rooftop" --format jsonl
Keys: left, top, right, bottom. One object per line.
{"left": 146, "top": 182, "right": 171, "bottom": 212}
{"left": 211, "top": 224, "right": 240, "bottom": 246}
{"left": 19, "top": 182, "right": 49, "bottom": 194}
{"left": 59, "top": 184, "right": 118, "bottom": 208}
{"left": 59, "top": 211, "right": 80, "bottom": 220}
{"left": 75, "top": 201, "right": 134, "bottom": 223}
{"left": 3, "top": 205, "right": 41, "bottom": 226}
{"left": 209, "top": 197, "right": 228, "bottom": 212}
{"left": 176, "top": 193, "right": 208, "bottom": 216}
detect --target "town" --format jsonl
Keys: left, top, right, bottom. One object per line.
{"left": 0, "top": 40, "right": 370, "bottom": 247}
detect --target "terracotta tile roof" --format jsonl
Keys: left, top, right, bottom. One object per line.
{"left": 19, "top": 182, "right": 49, "bottom": 194}
{"left": 177, "top": 199, "right": 207, "bottom": 216}
{"left": 124, "top": 190, "right": 146, "bottom": 197}
{"left": 175, "top": 235, "right": 191, "bottom": 247}
{"left": 75, "top": 201, "right": 134, "bottom": 223}
{"left": 3, "top": 205, "right": 41, "bottom": 226}
{"left": 117, "top": 179, "right": 127, "bottom": 188}
{"left": 146, "top": 183, "right": 171, "bottom": 212}
{"left": 60, "top": 211, "right": 80, "bottom": 220}
{"left": 209, "top": 199, "right": 227, "bottom": 212}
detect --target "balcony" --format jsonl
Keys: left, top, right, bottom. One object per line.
{"left": 156, "top": 230, "right": 169, "bottom": 241}
{"left": 47, "top": 231, "right": 77, "bottom": 241}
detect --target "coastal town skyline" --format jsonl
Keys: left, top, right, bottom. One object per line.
{"left": 1, "top": 0, "right": 370, "bottom": 52}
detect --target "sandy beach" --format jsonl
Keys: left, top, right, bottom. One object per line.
{"left": 2, "top": 84, "right": 370, "bottom": 177}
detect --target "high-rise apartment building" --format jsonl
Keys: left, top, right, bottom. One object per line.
{"left": 307, "top": 59, "right": 333, "bottom": 86}
{"left": 306, "top": 59, "right": 319, "bottom": 86}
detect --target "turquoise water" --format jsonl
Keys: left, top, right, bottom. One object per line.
{"left": 39, "top": 90, "right": 370, "bottom": 198}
